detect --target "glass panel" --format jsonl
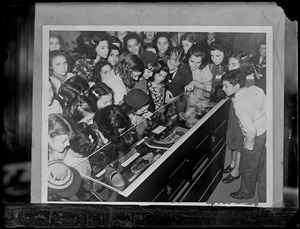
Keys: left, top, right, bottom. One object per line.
{"left": 71, "top": 90, "right": 217, "bottom": 201}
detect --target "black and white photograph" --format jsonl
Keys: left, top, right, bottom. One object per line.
{"left": 3, "top": 2, "right": 298, "bottom": 227}
{"left": 40, "top": 25, "right": 273, "bottom": 206}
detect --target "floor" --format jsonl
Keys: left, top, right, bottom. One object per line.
{"left": 207, "top": 148, "right": 259, "bottom": 206}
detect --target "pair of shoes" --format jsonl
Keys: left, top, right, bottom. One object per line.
{"left": 222, "top": 174, "right": 240, "bottom": 184}
{"left": 105, "top": 165, "right": 126, "bottom": 191}
{"left": 230, "top": 192, "right": 253, "bottom": 200}
{"left": 223, "top": 165, "right": 234, "bottom": 173}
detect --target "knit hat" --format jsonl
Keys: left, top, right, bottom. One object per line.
{"left": 140, "top": 51, "right": 158, "bottom": 65}
{"left": 124, "top": 89, "right": 149, "bottom": 107}
{"left": 48, "top": 161, "right": 82, "bottom": 198}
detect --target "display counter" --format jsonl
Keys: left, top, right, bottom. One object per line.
{"left": 50, "top": 91, "right": 231, "bottom": 203}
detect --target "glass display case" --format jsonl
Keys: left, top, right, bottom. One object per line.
{"left": 48, "top": 89, "right": 230, "bottom": 202}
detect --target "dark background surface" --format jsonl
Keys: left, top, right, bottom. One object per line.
{"left": 1, "top": 1, "right": 298, "bottom": 227}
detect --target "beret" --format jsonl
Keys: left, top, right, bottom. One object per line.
{"left": 140, "top": 51, "right": 158, "bottom": 65}
{"left": 124, "top": 89, "right": 149, "bottom": 107}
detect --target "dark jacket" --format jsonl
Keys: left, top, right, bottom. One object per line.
{"left": 251, "top": 54, "right": 266, "bottom": 94}
{"left": 165, "top": 65, "right": 193, "bottom": 97}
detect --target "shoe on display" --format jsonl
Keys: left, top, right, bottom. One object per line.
{"left": 144, "top": 139, "right": 173, "bottom": 150}
{"left": 131, "top": 152, "right": 154, "bottom": 173}
{"left": 104, "top": 165, "right": 126, "bottom": 191}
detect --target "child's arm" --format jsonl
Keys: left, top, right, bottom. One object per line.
{"left": 185, "top": 80, "right": 206, "bottom": 91}
{"left": 234, "top": 103, "right": 257, "bottom": 151}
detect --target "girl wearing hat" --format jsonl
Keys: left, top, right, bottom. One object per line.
{"left": 135, "top": 50, "right": 161, "bottom": 94}
{"left": 48, "top": 113, "right": 74, "bottom": 162}
{"left": 47, "top": 161, "right": 82, "bottom": 201}
{"left": 122, "top": 89, "right": 153, "bottom": 140}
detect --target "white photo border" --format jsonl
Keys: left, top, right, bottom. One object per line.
{"left": 41, "top": 25, "right": 273, "bottom": 207}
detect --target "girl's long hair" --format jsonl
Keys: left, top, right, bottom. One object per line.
{"left": 185, "top": 43, "right": 208, "bottom": 70}
{"left": 114, "top": 51, "right": 144, "bottom": 89}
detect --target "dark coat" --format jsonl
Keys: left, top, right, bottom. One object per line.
{"left": 251, "top": 54, "right": 266, "bottom": 94}
{"left": 165, "top": 65, "right": 193, "bottom": 97}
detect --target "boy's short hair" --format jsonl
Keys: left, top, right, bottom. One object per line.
{"left": 123, "top": 32, "right": 141, "bottom": 47}
{"left": 221, "top": 69, "right": 247, "bottom": 88}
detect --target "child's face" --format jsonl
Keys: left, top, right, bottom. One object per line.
{"left": 108, "top": 49, "right": 120, "bottom": 66}
{"left": 211, "top": 49, "right": 224, "bottom": 66}
{"left": 79, "top": 112, "right": 95, "bottom": 125}
{"left": 143, "top": 68, "right": 154, "bottom": 80}
{"left": 97, "top": 94, "right": 113, "bottom": 109}
{"left": 131, "top": 71, "right": 143, "bottom": 81}
{"left": 117, "top": 31, "right": 128, "bottom": 42}
{"left": 100, "top": 64, "right": 112, "bottom": 80}
{"left": 49, "top": 37, "right": 61, "bottom": 51}
{"left": 135, "top": 104, "right": 150, "bottom": 115}
{"left": 182, "top": 40, "right": 193, "bottom": 54}
{"left": 222, "top": 80, "right": 239, "bottom": 97}
{"left": 188, "top": 55, "right": 202, "bottom": 71}
{"left": 126, "top": 38, "right": 141, "bottom": 55}
{"left": 207, "top": 33, "right": 216, "bottom": 42}
{"left": 228, "top": 57, "right": 241, "bottom": 71}
{"left": 145, "top": 31, "right": 155, "bottom": 40}
{"left": 51, "top": 55, "right": 68, "bottom": 76}
{"left": 154, "top": 70, "right": 168, "bottom": 84}
{"left": 107, "top": 31, "right": 116, "bottom": 36}
{"left": 48, "top": 134, "right": 70, "bottom": 153}
{"left": 259, "top": 44, "right": 266, "bottom": 57}
{"left": 156, "top": 37, "right": 169, "bottom": 55}
{"left": 167, "top": 54, "right": 180, "bottom": 72}
{"left": 96, "top": 40, "right": 109, "bottom": 59}
{"left": 48, "top": 80, "right": 54, "bottom": 105}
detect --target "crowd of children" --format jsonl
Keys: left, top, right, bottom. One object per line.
{"left": 47, "top": 30, "right": 267, "bottom": 202}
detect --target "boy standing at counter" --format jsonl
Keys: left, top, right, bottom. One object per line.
{"left": 221, "top": 69, "right": 267, "bottom": 202}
